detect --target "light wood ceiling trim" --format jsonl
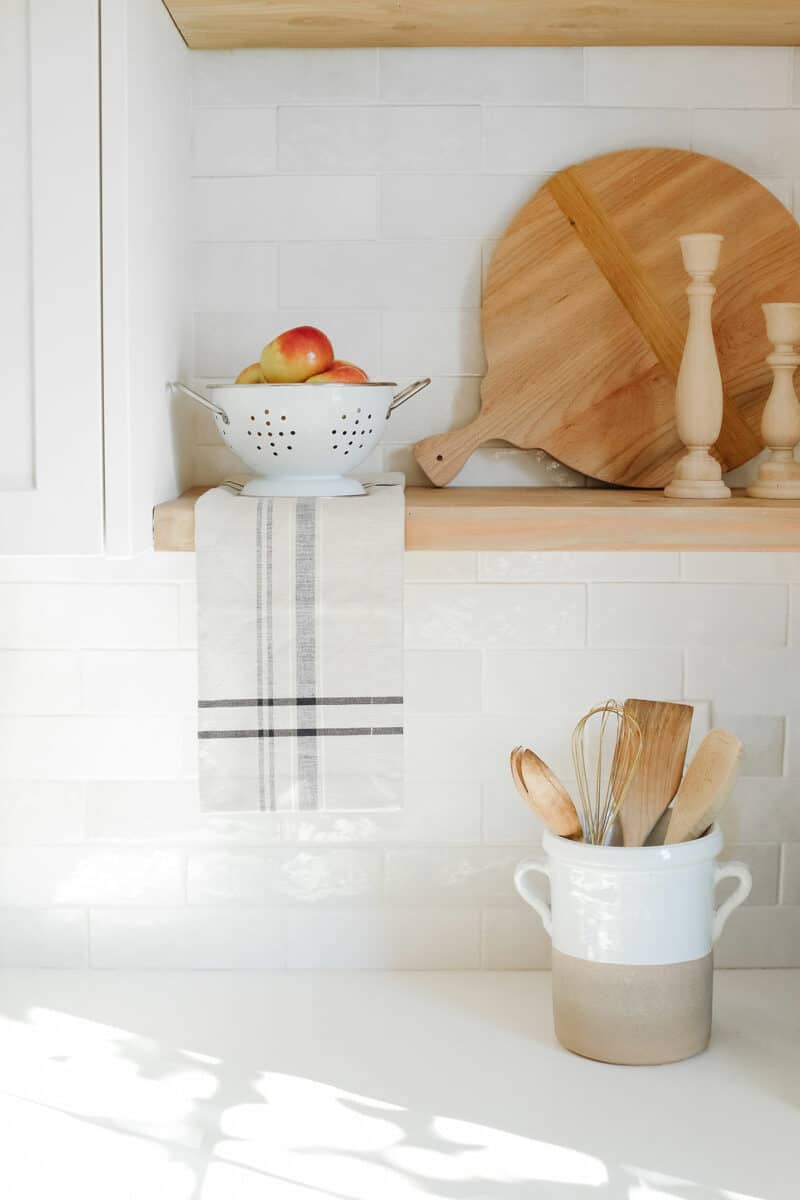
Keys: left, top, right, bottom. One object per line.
{"left": 163, "top": 1, "right": 800, "bottom": 49}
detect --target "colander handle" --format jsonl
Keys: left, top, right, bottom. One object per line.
{"left": 169, "top": 381, "right": 230, "bottom": 425}
{"left": 388, "top": 378, "right": 431, "bottom": 415}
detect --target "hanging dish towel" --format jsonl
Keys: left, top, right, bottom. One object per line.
{"left": 196, "top": 475, "right": 404, "bottom": 813}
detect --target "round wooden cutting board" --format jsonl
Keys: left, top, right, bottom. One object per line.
{"left": 414, "top": 148, "right": 800, "bottom": 488}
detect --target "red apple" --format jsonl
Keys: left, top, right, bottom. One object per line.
{"left": 308, "top": 360, "right": 369, "bottom": 383}
{"left": 235, "top": 362, "right": 265, "bottom": 384}
{"left": 260, "top": 325, "right": 334, "bottom": 383}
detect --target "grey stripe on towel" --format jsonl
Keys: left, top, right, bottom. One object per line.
{"left": 295, "top": 499, "right": 318, "bottom": 811}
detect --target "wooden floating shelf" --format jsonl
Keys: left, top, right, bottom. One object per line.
{"left": 163, "top": 1, "right": 800, "bottom": 48}
{"left": 154, "top": 487, "right": 800, "bottom": 553}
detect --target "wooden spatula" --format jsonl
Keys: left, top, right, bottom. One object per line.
{"left": 617, "top": 699, "right": 694, "bottom": 847}
{"left": 664, "top": 729, "right": 742, "bottom": 844}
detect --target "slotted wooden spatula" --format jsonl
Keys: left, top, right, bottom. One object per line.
{"left": 618, "top": 699, "right": 693, "bottom": 847}
{"left": 664, "top": 729, "right": 742, "bottom": 844}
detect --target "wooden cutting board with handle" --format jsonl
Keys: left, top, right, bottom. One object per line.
{"left": 415, "top": 148, "right": 800, "bottom": 487}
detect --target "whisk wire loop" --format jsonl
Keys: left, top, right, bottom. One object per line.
{"left": 571, "top": 700, "right": 642, "bottom": 845}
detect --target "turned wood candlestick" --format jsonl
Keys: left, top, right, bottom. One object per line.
{"left": 665, "top": 233, "right": 731, "bottom": 500}
{"left": 746, "top": 303, "right": 800, "bottom": 499}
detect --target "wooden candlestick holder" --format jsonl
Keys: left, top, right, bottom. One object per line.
{"left": 665, "top": 233, "right": 731, "bottom": 500}
{"left": 746, "top": 303, "right": 800, "bottom": 499}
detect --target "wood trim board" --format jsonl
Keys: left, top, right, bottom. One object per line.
{"left": 162, "top": 1, "right": 800, "bottom": 48}
{"left": 154, "top": 487, "right": 800, "bottom": 552}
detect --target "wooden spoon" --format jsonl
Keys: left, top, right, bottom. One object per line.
{"left": 617, "top": 699, "right": 693, "bottom": 847}
{"left": 664, "top": 729, "right": 742, "bottom": 844}
{"left": 510, "top": 747, "right": 582, "bottom": 839}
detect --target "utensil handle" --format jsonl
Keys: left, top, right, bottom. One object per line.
{"left": 712, "top": 860, "right": 752, "bottom": 944}
{"left": 513, "top": 859, "right": 552, "bottom": 937}
{"left": 388, "top": 378, "right": 431, "bottom": 415}
{"left": 169, "top": 381, "right": 229, "bottom": 425}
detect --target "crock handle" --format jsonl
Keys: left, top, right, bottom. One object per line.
{"left": 712, "top": 861, "right": 752, "bottom": 944}
{"left": 388, "top": 378, "right": 431, "bottom": 415}
{"left": 513, "top": 859, "right": 552, "bottom": 938}
{"left": 169, "top": 381, "right": 229, "bottom": 425}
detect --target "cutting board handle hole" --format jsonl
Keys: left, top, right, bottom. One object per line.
{"left": 436, "top": 454, "right": 444, "bottom": 461}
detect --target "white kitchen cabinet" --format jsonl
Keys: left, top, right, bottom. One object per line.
{"left": 0, "top": 0, "right": 190, "bottom": 557}
{"left": 0, "top": 0, "right": 103, "bottom": 554}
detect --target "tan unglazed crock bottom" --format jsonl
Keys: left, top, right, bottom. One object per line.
{"left": 552, "top": 948, "right": 713, "bottom": 1066}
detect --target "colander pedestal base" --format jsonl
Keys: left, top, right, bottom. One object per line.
{"left": 240, "top": 476, "right": 366, "bottom": 498}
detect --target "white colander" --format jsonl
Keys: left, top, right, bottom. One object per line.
{"left": 172, "top": 378, "right": 430, "bottom": 496}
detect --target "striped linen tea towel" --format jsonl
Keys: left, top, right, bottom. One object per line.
{"left": 196, "top": 475, "right": 404, "bottom": 813}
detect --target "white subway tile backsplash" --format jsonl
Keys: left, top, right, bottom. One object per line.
{"left": 686, "top": 648, "right": 799, "bottom": 715}
{"left": 0, "top": 717, "right": 186, "bottom": 780}
{"left": 692, "top": 108, "right": 800, "bottom": 177}
{"left": 478, "top": 712, "right": 581, "bottom": 783}
{"left": 485, "top": 107, "right": 690, "bottom": 173}
{"left": 405, "top": 583, "right": 585, "bottom": 650}
{"left": 386, "top": 377, "right": 480, "bottom": 444}
{"left": 80, "top": 651, "right": 197, "bottom": 715}
{"left": 277, "top": 779, "right": 482, "bottom": 846}
{"left": 404, "top": 715, "right": 484, "bottom": 781}
{"left": 0, "top": 585, "right": 181, "bottom": 649}
{"left": 381, "top": 310, "right": 484, "bottom": 376}
{"left": 481, "top": 908, "right": 551, "bottom": 969}
{"left": 405, "top": 650, "right": 482, "bottom": 714}
{"left": 192, "top": 49, "right": 378, "bottom": 106}
{"left": 586, "top": 47, "right": 792, "bottom": 108}
{"left": 6, "top": 45, "right": 800, "bottom": 970}
{"left": 0, "top": 782, "right": 84, "bottom": 845}
{"left": 192, "top": 443, "right": 251, "bottom": 485}
{"left": 482, "top": 781, "right": 548, "bottom": 846}
{"left": 484, "top": 650, "right": 684, "bottom": 713}
{"left": 192, "top": 108, "right": 276, "bottom": 176}
{"left": 0, "top": 847, "right": 184, "bottom": 906}
{"left": 279, "top": 106, "right": 481, "bottom": 173}
{"left": 449, "top": 447, "right": 585, "bottom": 488}
{"left": 780, "top": 843, "right": 800, "bottom": 904}
{"left": 0, "top": 909, "right": 88, "bottom": 967}
{"left": 405, "top": 551, "right": 477, "bottom": 583}
{"left": 589, "top": 584, "right": 787, "bottom": 648}
{"left": 83, "top": 781, "right": 199, "bottom": 842}
{"left": 192, "top": 243, "right": 279, "bottom": 313}
{"left": 90, "top": 906, "right": 287, "bottom": 968}
{"left": 286, "top": 907, "right": 480, "bottom": 968}
{"left": 720, "top": 779, "right": 800, "bottom": 845}
{"left": 380, "top": 47, "right": 584, "bottom": 104}
{"left": 682, "top": 552, "right": 800, "bottom": 582}
{"left": 381, "top": 174, "right": 542, "bottom": 239}
{"left": 0, "top": 652, "right": 80, "bottom": 714}
{"left": 279, "top": 241, "right": 482, "bottom": 311}
{"left": 187, "top": 848, "right": 383, "bottom": 905}
{"left": 481, "top": 552, "right": 681, "bottom": 583}
{"left": 192, "top": 177, "right": 377, "bottom": 242}
{"left": 715, "top": 906, "right": 800, "bottom": 967}
{"left": 722, "top": 844, "right": 780, "bottom": 907}
{"left": 711, "top": 713, "right": 785, "bottom": 777}
{"left": 385, "top": 847, "right": 528, "bottom": 908}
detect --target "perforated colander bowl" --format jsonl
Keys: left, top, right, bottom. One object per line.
{"left": 172, "top": 378, "right": 429, "bottom": 496}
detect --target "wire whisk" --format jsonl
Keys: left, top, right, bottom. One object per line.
{"left": 571, "top": 700, "right": 642, "bottom": 845}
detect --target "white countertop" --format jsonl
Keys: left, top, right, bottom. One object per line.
{"left": 0, "top": 969, "right": 797, "bottom": 1200}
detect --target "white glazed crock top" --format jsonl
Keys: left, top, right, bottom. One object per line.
{"left": 542, "top": 823, "right": 723, "bottom": 868}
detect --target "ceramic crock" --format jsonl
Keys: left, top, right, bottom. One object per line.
{"left": 514, "top": 825, "right": 751, "bottom": 1065}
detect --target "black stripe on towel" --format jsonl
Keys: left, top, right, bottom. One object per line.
{"left": 199, "top": 696, "right": 403, "bottom": 708}
{"left": 199, "top": 727, "right": 404, "bottom": 740}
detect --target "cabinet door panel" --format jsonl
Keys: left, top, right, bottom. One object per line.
{"left": 0, "top": 0, "right": 103, "bottom": 553}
